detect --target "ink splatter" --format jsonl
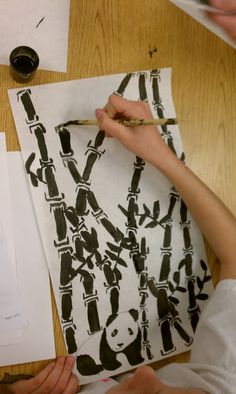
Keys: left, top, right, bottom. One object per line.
{"left": 36, "top": 16, "right": 45, "bottom": 28}
{"left": 148, "top": 46, "right": 157, "bottom": 58}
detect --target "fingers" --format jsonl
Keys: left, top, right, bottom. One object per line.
{"left": 9, "top": 357, "right": 79, "bottom": 394}
{"left": 50, "top": 356, "right": 76, "bottom": 394}
{"left": 10, "top": 362, "right": 56, "bottom": 394}
{"left": 208, "top": 14, "right": 236, "bottom": 39}
{"left": 210, "top": 0, "right": 236, "bottom": 12}
{"left": 32, "top": 356, "right": 78, "bottom": 394}
{"left": 103, "top": 95, "right": 153, "bottom": 120}
{"left": 95, "top": 108, "right": 129, "bottom": 142}
{"left": 208, "top": 0, "right": 236, "bottom": 40}
{"left": 62, "top": 375, "right": 79, "bottom": 394}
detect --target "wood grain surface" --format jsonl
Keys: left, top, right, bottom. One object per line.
{"left": 0, "top": 0, "right": 235, "bottom": 382}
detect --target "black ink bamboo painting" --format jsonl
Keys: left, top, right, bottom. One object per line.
{"left": 8, "top": 69, "right": 213, "bottom": 384}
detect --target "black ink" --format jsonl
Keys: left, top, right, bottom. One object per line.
{"left": 36, "top": 16, "right": 45, "bottom": 28}
{"left": 76, "top": 187, "right": 89, "bottom": 216}
{"left": 87, "top": 300, "right": 101, "bottom": 334}
{"left": 52, "top": 204, "right": 67, "bottom": 242}
{"left": 57, "top": 127, "right": 73, "bottom": 155}
{"left": 61, "top": 292, "right": 72, "bottom": 321}
{"left": 10, "top": 47, "right": 39, "bottom": 83}
{"left": 148, "top": 46, "right": 157, "bottom": 58}
{"left": 25, "top": 152, "right": 39, "bottom": 187}
{"left": 65, "top": 326, "right": 77, "bottom": 354}
{"left": 114, "top": 73, "right": 134, "bottom": 96}
{"left": 60, "top": 249, "right": 78, "bottom": 286}
{"left": 17, "top": 90, "right": 39, "bottom": 123}
{"left": 161, "top": 320, "right": 175, "bottom": 354}
{"left": 33, "top": 124, "right": 49, "bottom": 162}
{"left": 44, "top": 164, "right": 60, "bottom": 198}
{"left": 138, "top": 73, "right": 148, "bottom": 102}
{"left": 76, "top": 355, "right": 103, "bottom": 375}
{"left": 67, "top": 161, "right": 81, "bottom": 183}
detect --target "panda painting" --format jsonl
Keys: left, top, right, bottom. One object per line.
{"left": 77, "top": 309, "right": 144, "bottom": 376}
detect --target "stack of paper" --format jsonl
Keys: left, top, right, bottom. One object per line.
{"left": 0, "top": 133, "right": 55, "bottom": 366}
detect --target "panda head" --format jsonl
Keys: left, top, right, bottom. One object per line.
{"left": 105, "top": 309, "right": 139, "bottom": 352}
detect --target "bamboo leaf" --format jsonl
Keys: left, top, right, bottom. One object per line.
{"left": 153, "top": 200, "right": 160, "bottom": 219}
{"left": 117, "top": 258, "right": 128, "bottom": 268}
{"left": 118, "top": 204, "right": 129, "bottom": 218}
{"left": 159, "top": 214, "right": 169, "bottom": 225}
{"left": 143, "top": 203, "right": 151, "bottom": 216}
{"left": 196, "top": 293, "right": 209, "bottom": 300}
{"left": 95, "top": 251, "right": 102, "bottom": 264}
{"left": 178, "top": 259, "right": 186, "bottom": 270}
{"left": 86, "top": 259, "right": 94, "bottom": 269}
{"left": 168, "top": 281, "right": 175, "bottom": 293}
{"left": 197, "top": 276, "right": 203, "bottom": 290}
{"left": 176, "top": 286, "right": 187, "bottom": 293}
{"left": 105, "top": 250, "right": 117, "bottom": 261}
{"left": 204, "top": 275, "right": 212, "bottom": 282}
{"left": 114, "top": 268, "right": 122, "bottom": 280}
{"left": 169, "top": 296, "right": 179, "bottom": 305}
{"left": 200, "top": 259, "right": 207, "bottom": 271}
{"left": 173, "top": 271, "right": 180, "bottom": 284}
{"left": 139, "top": 214, "right": 147, "bottom": 226}
{"left": 30, "top": 173, "right": 38, "bottom": 187}
{"left": 145, "top": 221, "right": 157, "bottom": 228}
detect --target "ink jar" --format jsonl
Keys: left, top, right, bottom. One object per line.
{"left": 9, "top": 46, "right": 39, "bottom": 83}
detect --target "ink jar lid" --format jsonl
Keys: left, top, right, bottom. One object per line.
{"left": 9, "top": 46, "right": 39, "bottom": 83}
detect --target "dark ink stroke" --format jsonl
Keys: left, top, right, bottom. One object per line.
{"left": 36, "top": 16, "right": 45, "bottom": 28}
{"left": 17, "top": 90, "right": 39, "bottom": 123}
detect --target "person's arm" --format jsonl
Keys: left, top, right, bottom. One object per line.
{"left": 208, "top": 0, "right": 236, "bottom": 41}
{"left": 3, "top": 356, "right": 79, "bottom": 394}
{"left": 96, "top": 95, "right": 236, "bottom": 281}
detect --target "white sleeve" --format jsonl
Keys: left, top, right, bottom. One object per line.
{"left": 80, "top": 378, "right": 117, "bottom": 393}
{"left": 190, "top": 279, "right": 236, "bottom": 374}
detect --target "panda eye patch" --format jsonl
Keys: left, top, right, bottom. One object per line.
{"left": 128, "top": 328, "right": 134, "bottom": 335}
{"left": 111, "top": 328, "right": 118, "bottom": 337}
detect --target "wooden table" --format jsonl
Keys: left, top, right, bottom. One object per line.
{"left": 0, "top": 0, "right": 235, "bottom": 382}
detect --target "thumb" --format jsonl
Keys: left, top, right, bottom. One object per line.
{"left": 95, "top": 108, "right": 127, "bottom": 141}
{"left": 95, "top": 108, "right": 105, "bottom": 129}
{"left": 210, "top": 0, "right": 236, "bottom": 12}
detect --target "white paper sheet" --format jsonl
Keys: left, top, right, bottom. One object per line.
{"left": 170, "top": 0, "right": 236, "bottom": 49}
{"left": 0, "top": 0, "right": 70, "bottom": 72}
{"left": 0, "top": 331, "right": 22, "bottom": 347}
{"left": 0, "top": 134, "right": 26, "bottom": 334}
{"left": 8, "top": 70, "right": 213, "bottom": 383}
{"left": 0, "top": 149, "right": 55, "bottom": 366}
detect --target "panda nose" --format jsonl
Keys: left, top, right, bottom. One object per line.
{"left": 117, "top": 343, "right": 124, "bottom": 347}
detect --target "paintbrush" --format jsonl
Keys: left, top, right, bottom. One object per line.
{"left": 57, "top": 118, "right": 178, "bottom": 129}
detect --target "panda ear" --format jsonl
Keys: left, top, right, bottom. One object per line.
{"left": 129, "top": 309, "right": 139, "bottom": 321}
{"left": 106, "top": 313, "right": 118, "bottom": 327}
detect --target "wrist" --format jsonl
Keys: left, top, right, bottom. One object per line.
{"left": 151, "top": 146, "right": 182, "bottom": 175}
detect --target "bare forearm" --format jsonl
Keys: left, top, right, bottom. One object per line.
{"left": 153, "top": 151, "right": 236, "bottom": 280}
{"left": 96, "top": 97, "right": 236, "bottom": 280}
